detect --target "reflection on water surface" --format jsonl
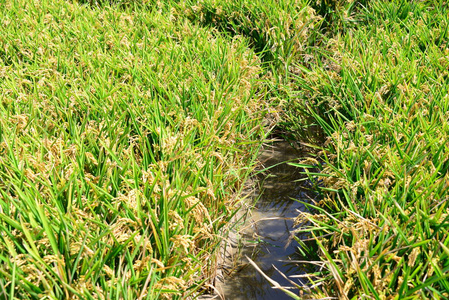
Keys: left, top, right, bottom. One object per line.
{"left": 221, "top": 142, "right": 316, "bottom": 300}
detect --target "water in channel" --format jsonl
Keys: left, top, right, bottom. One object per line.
{"left": 220, "top": 142, "right": 316, "bottom": 300}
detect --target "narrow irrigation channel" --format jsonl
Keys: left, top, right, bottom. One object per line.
{"left": 217, "top": 142, "right": 317, "bottom": 299}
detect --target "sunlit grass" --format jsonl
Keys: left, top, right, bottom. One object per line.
{"left": 0, "top": 0, "right": 268, "bottom": 298}
{"left": 2, "top": 0, "right": 448, "bottom": 298}
{"left": 287, "top": 1, "right": 449, "bottom": 298}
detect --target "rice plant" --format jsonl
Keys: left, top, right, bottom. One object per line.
{"left": 0, "top": 0, "right": 268, "bottom": 298}
{"left": 287, "top": 1, "right": 449, "bottom": 298}
{"left": 2, "top": 0, "right": 448, "bottom": 298}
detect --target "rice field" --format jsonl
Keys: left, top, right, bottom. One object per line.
{"left": 1, "top": 0, "right": 448, "bottom": 299}
{"left": 287, "top": 1, "right": 449, "bottom": 299}
{"left": 0, "top": 0, "right": 268, "bottom": 298}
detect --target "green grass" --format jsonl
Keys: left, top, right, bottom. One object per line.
{"left": 0, "top": 0, "right": 268, "bottom": 298}
{"left": 286, "top": 0, "right": 449, "bottom": 298}
{"left": 1, "top": 0, "right": 449, "bottom": 298}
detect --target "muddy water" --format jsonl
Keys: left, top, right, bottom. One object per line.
{"left": 220, "top": 142, "right": 315, "bottom": 299}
